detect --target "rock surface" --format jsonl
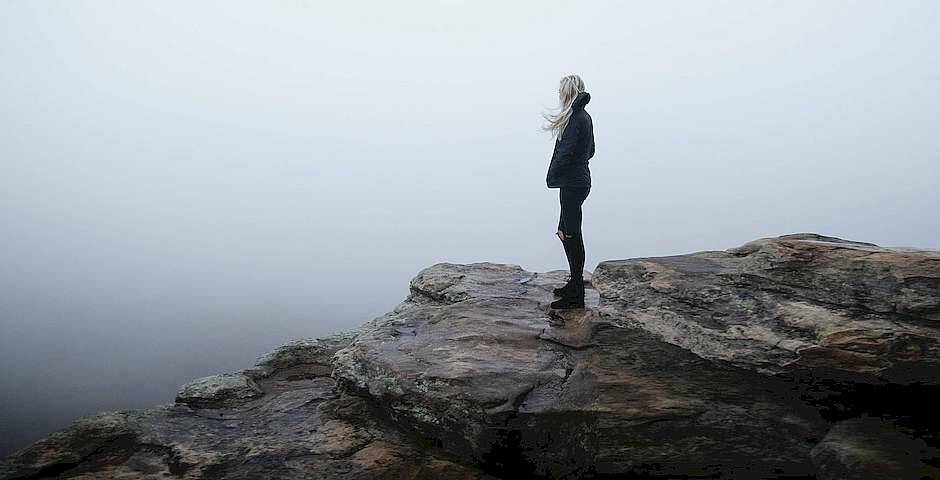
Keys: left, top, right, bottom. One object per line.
{"left": 3, "top": 234, "right": 938, "bottom": 479}
{"left": 332, "top": 263, "right": 827, "bottom": 478}
{"left": 810, "top": 416, "right": 940, "bottom": 480}
{"left": 592, "top": 233, "right": 940, "bottom": 382}
{"left": 175, "top": 372, "right": 263, "bottom": 409}
{"left": 0, "top": 332, "right": 486, "bottom": 480}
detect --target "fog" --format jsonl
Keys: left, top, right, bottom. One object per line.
{"left": 2, "top": 0, "right": 938, "bottom": 455}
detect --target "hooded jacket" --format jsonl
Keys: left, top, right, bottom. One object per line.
{"left": 546, "top": 91, "right": 594, "bottom": 189}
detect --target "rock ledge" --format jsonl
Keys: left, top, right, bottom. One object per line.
{"left": 3, "top": 234, "right": 938, "bottom": 479}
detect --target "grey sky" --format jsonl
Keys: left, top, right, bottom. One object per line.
{"left": 1, "top": 0, "right": 938, "bottom": 455}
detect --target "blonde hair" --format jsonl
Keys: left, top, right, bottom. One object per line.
{"left": 542, "top": 74, "right": 586, "bottom": 140}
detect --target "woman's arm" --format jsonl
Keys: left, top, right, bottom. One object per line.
{"left": 588, "top": 131, "right": 595, "bottom": 160}
{"left": 553, "top": 120, "right": 581, "bottom": 169}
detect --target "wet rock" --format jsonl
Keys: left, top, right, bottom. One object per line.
{"left": 811, "top": 415, "right": 940, "bottom": 479}
{"left": 175, "top": 372, "right": 263, "bottom": 409}
{"left": 332, "top": 262, "right": 827, "bottom": 477}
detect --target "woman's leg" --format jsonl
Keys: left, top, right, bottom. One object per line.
{"left": 558, "top": 186, "right": 590, "bottom": 287}
{"left": 567, "top": 187, "right": 589, "bottom": 283}
{"left": 577, "top": 187, "right": 590, "bottom": 279}
{"left": 558, "top": 189, "right": 575, "bottom": 279}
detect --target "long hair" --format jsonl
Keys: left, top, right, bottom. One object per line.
{"left": 542, "top": 74, "right": 586, "bottom": 140}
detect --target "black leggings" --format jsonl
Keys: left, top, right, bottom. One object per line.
{"left": 557, "top": 186, "right": 590, "bottom": 281}
{"left": 557, "top": 186, "right": 590, "bottom": 239}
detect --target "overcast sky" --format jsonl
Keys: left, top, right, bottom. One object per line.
{"left": 1, "top": 0, "right": 938, "bottom": 455}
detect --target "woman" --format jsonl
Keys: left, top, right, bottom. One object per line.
{"left": 544, "top": 74, "right": 594, "bottom": 309}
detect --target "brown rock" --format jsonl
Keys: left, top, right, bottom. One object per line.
{"left": 332, "top": 262, "right": 827, "bottom": 477}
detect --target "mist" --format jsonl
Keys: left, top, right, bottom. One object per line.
{"left": 2, "top": 0, "right": 938, "bottom": 455}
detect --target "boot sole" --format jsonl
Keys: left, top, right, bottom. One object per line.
{"left": 550, "top": 296, "right": 585, "bottom": 309}
{"left": 550, "top": 302, "right": 585, "bottom": 309}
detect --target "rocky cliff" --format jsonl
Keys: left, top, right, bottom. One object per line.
{"left": 2, "top": 234, "right": 938, "bottom": 479}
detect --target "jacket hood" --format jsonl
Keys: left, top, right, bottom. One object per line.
{"left": 572, "top": 91, "right": 591, "bottom": 111}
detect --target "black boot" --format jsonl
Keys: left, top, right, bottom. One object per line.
{"left": 553, "top": 278, "right": 575, "bottom": 296}
{"left": 554, "top": 232, "right": 586, "bottom": 300}
{"left": 554, "top": 232, "right": 578, "bottom": 296}
{"left": 550, "top": 278, "right": 584, "bottom": 309}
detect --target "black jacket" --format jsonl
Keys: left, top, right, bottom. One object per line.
{"left": 546, "top": 91, "right": 594, "bottom": 189}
